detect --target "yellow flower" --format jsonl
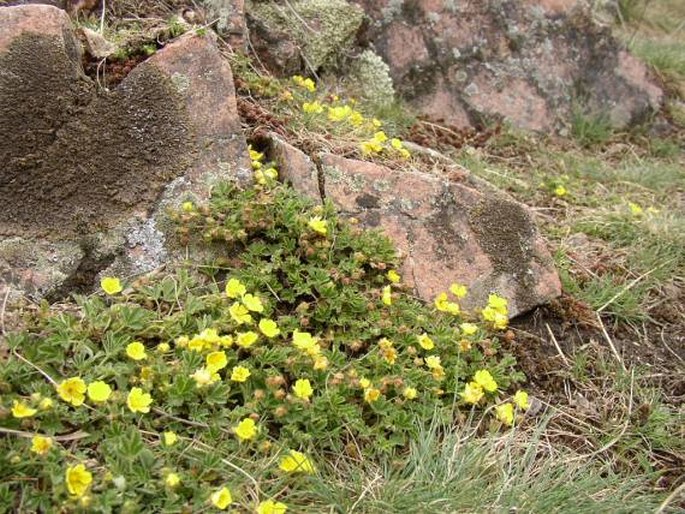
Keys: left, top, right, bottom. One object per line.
{"left": 165, "top": 472, "right": 181, "bottom": 488}
{"left": 30, "top": 435, "right": 53, "bottom": 455}
{"left": 66, "top": 464, "right": 92, "bottom": 497}
{"left": 402, "top": 387, "right": 418, "bottom": 400}
{"left": 279, "top": 450, "right": 315, "bottom": 474}
{"left": 554, "top": 185, "right": 567, "bottom": 197}
{"left": 262, "top": 167, "right": 279, "bottom": 181}
{"left": 417, "top": 333, "right": 435, "bottom": 351}
{"left": 359, "top": 378, "right": 372, "bottom": 389}
{"left": 313, "top": 355, "right": 329, "bottom": 370}
{"left": 382, "top": 285, "right": 392, "bottom": 306}
{"left": 259, "top": 318, "right": 280, "bottom": 338}
{"left": 387, "top": 269, "right": 401, "bottom": 283}
{"left": 100, "top": 276, "right": 122, "bottom": 295}
{"left": 373, "top": 131, "right": 388, "bottom": 143}
{"left": 249, "top": 147, "right": 264, "bottom": 162}
{"left": 487, "top": 293, "right": 508, "bottom": 312}
{"left": 127, "top": 387, "right": 153, "bottom": 413}
{"left": 231, "top": 366, "right": 251, "bottom": 382}
{"left": 390, "top": 138, "right": 404, "bottom": 150}
{"left": 482, "top": 306, "right": 509, "bottom": 330}
{"left": 349, "top": 110, "right": 365, "bottom": 126}
{"left": 629, "top": 202, "right": 643, "bottom": 216}
{"left": 460, "top": 382, "right": 484, "bottom": 404}
{"left": 126, "top": 341, "right": 147, "bottom": 361}
{"left": 293, "top": 75, "right": 316, "bottom": 92}
{"left": 434, "top": 292, "right": 459, "bottom": 314}
{"left": 236, "top": 331, "right": 259, "bottom": 348}
{"left": 372, "top": 118, "right": 383, "bottom": 128}
{"left": 163, "top": 431, "right": 178, "bottom": 446}
{"left": 206, "top": 351, "right": 228, "bottom": 373}
{"left": 87, "top": 381, "right": 112, "bottom": 403}
{"left": 364, "top": 388, "right": 381, "bottom": 403}
{"left": 425, "top": 355, "right": 442, "bottom": 370}
{"left": 219, "top": 335, "right": 234, "bottom": 348}
{"left": 473, "top": 370, "right": 498, "bottom": 393}
{"left": 308, "top": 216, "right": 328, "bottom": 235}
{"left": 56, "top": 377, "right": 87, "bottom": 407}
{"left": 211, "top": 487, "right": 233, "bottom": 510}
{"left": 157, "top": 342, "right": 171, "bottom": 353}
{"left": 11, "top": 400, "right": 37, "bottom": 418}
{"left": 292, "top": 330, "right": 318, "bottom": 353}
{"left": 292, "top": 378, "right": 313, "bottom": 400}
{"left": 360, "top": 140, "right": 383, "bottom": 155}
{"left": 327, "top": 104, "right": 352, "bottom": 122}
{"left": 229, "top": 302, "right": 253, "bottom": 325}
{"left": 225, "top": 278, "right": 247, "bottom": 298}
{"left": 513, "top": 390, "right": 530, "bottom": 410}
{"left": 191, "top": 367, "right": 219, "bottom": 388}
{"left": 188, "top": 336, "right": 207, "bottom": 352}
{"left": 257, "top": 499, "right": 288, "bottom": 514}
{"left": 302, "top": 101, "right": 324, "bottom": 114}
{"left": 450, "top": 283, "right": 468, "bottom": 298}
{"left": 459, "top": 323, "right": 478, "bottom": 336}
{"left": 242, "top": 293, "right": 264, "bottom": 313}
{"left": 235, "top": 417, "right": 258, "bottom": 441}
{"left": 39, "top": 398, "right": 53, "bottom": 410}
{"left": 495, "top": 403, "right": 515, "bottom": 426}
{"left": 182, "top": 201, "right": 194, "bottom": 212}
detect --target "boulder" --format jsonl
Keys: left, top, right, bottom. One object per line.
{"left": 266, "top": 135, "right": 561, "bottom": 317}
{"left": 0, "top": 4, "right": 250, "bottom": 300}
{"left": 350, "top": 0, "right": 663, "bottom": 131}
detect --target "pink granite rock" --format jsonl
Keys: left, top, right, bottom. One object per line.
{"left": 272, "top": 143, "right": 562, "bottom": 317}
{"left": 351, "top": 0, "right": 663, "bottom": 131}
{"left": 0, "top": 5, "right": 250, "bottom": 299}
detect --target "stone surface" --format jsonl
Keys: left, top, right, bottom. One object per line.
{"left": 246, "top": 0, "right": 364, "bottom": 75}
{"left": 266, "top": 134, "right": 321, "bottom": 202}
{"left": 206, "top": 0, "right": 247, "bottom": 50}
{"left": 0, "top": 5, "right": 250, "bottom": 299}
{"left": 272, "top": 142, "right": 561, "bottom": 317}
{"left": 351, "top": 0, "right": 663, "bottom": 131}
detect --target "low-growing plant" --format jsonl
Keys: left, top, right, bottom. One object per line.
{"left": 0, "top": 176, "right": 529, "bottom": 511}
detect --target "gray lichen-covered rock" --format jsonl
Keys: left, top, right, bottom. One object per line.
{"left": 351, "top": 0, "right": 663, "bottom": 131}
{"left": 246, "top": 0, "right": 364, "bottom": 74}
{"left": 0, "top": 4, "right": 250, "bottom": 300}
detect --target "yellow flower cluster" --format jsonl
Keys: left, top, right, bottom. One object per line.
{"left": 434, "top": 282, "right": 468, "bottom": 315}
{"left": 460, "top": 369, "right": 498, "bottom": 405}
{"left": 360, "top": 131, "right": 411, "bottom": 159}
{"left": 250, "top": 145, "right": 279, "bottom": 186}
{"left": 481, "top": 293, "right": 509, "bottom": 330}
{"left": 56, "top": 376, "right": 114, "bottom": 407}
{"left": 292, "top": 329, "right": 328, "bottom": 370}
{"left": 292, "top": 75, "right": 316, "bottom": 93}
